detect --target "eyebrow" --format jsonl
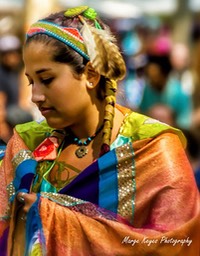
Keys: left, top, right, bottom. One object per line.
{"left": 36, "top": 68, "right": 52, "bottom": 74}
{"left": 25, "top": 68, "right": 52, "bottom": 77}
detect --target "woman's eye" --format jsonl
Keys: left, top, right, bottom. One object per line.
{"left": 41, "top": 78, "right": 53, "bottom": 85}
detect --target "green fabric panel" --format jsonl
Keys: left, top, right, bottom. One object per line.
{"left": 15, "top": 120, "right": 53, "bottom": 151}
{"left": 120, "top": 111, "right": 186, "bottom": 147}
{"left": 15, "top": 111, "right": 186, "bottom": 152}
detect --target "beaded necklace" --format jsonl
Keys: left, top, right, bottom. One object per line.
{"left": 72, "top": 124, "right": 104, "bottom": 158}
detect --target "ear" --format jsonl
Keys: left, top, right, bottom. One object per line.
{"left": 85, "top": 62, "right": 101, "bottom": 89}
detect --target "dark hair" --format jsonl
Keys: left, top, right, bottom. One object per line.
{"left": 147, "top": 54, "right": 172, "bottom": 76}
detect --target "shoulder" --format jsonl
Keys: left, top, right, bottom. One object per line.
{"left": 15, "top": 119, "right": 53, "bottom": 151}
{"left": 118, "top": 106, "right": 186, "bottom": 147}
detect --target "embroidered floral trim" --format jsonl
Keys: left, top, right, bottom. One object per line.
{"left": 33, "top": 137, "right": 59, "bottom": 161}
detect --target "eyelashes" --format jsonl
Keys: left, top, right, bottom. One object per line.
{"left": 26, "top": 78, "right": 54, "bottom": 86}
{"left": 42, "top": 78, "right": 53, "bottom": 85}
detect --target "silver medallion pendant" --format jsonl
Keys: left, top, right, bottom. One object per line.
{"left": 75, "top": 146, "right": 88, "bottom": 158}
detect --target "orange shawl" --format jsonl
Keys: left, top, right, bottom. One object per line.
{"left": 0, "top": 112, "right": 199, "bottom": 255}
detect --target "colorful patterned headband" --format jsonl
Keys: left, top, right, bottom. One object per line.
{"left": 26, "top": 6, "right": 126, "bottom": 81}
{"left": 26, "top": 20, "right": 90, "bottom": 60}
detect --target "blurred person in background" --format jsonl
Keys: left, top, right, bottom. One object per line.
{"left": 182, "top": 128, "right": 200, "bottom": 191}
{"left": 170, "top": 42, "right": 194, "bottom": 96}
{"left": 2, "top": 104, "right": 33, "bottom": 143}
{"left": 190, "top": 20, "right": 200, "bottom": 110}
{"left": 0, "top": 34, "right": 24, "bottom": 142}
{"left": 0, "top": 104, "right": 33, "bottom": 163}
{"left": 117, "top": 53, "right": 147, "bottom": 110}
{"left": 189, "top": 22, "right": 200, "bottom": 149}
{"left": 146, "top": 103, "right": 176, "bottom": 127}
{"left": 0, "top": 34, "right": 22, "bottom": 107}
{"left": 138, "top": 54, "right": 193, "bottom": 129}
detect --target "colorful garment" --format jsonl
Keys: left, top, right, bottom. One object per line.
{"left": 0, "top": 106, "right": 199, "bottom": 255}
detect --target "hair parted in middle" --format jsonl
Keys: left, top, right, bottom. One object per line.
{"left": 26, "top": 5, "right": 126, "bottom": 155}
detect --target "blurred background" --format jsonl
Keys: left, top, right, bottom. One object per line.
{"left": 0, "top": 0, "right": 200, "bottom": 188}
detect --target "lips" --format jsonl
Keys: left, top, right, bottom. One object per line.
{"left": 39, "top": 106, "right": 55, "bottom": 116}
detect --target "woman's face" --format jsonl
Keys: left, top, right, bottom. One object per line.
{"left": 146, "top": 63, "right": 166, "bottom": 91}
{"left": 23, "top": 41, "right": 92, "bottom": 129}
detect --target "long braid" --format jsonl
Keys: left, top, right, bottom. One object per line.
{"left": 100, "top": 79, "right": 117, "bottom": 156}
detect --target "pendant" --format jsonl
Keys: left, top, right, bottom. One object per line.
{"left": 75, "top": 146, "right": 88, "bottom": 158}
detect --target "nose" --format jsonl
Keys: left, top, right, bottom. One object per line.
{"left": 31, "top": 84, "right": 46, "bottom": 104}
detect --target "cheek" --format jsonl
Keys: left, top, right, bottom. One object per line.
{"left": 54, "top": 88, "right": 82, "bottom": 112}
{"left": 51, "top": 78, "right": 88, "bottom": 112}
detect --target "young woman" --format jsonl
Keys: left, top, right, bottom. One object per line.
{"left": 0, "top": 6, "right": 199, "bottom": 255}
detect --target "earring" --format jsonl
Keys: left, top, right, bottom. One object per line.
{"left": 87, "top": 81, "right": 93, "bottom": 87}
{"left": 87, "top": 81, "right": 94, "bottom": 88}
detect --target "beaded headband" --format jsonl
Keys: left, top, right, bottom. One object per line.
{"left": 26, "top": 6, "right": 126, "bottom": 81}
{"left": 26, "top": 20, "right": 90, "bottom": 60}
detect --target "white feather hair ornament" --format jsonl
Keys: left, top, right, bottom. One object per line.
{"left": 80, "top": 18, "right": 126, "bottom": 81}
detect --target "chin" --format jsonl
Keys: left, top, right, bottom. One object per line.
{"left": 46, "top": 119, "right": 65, "bottom": 129}
{"left": 46, "top": 118, "right": 69, "bottom": 129}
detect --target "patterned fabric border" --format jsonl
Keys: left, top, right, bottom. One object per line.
{"left": 41, "top": 192, "right": 119, "bottom": 222}
{"left": 115, "top": 143, "right": 136, "bottom": 223}
{"left": 41, "top": 192, "right": 85, "bottom": 207}
{"left": 11, "top": 150, "right": 33, "bottom": 170}
{"left": 6, "top": 181, "right": 16, "bottom": 202}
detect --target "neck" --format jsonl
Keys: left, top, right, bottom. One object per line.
{"left": 68, "top": 101, "right": 105, "bottom": 140}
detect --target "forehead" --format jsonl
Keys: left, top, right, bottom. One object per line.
{"left": 23, "top": 42, "right": 61, "bottom": 77}
{"left": 23, "top": 41, "right": 54, "bottom": 64}
{"left": 25, "top": 39, "right": 53, "bottom": 55}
